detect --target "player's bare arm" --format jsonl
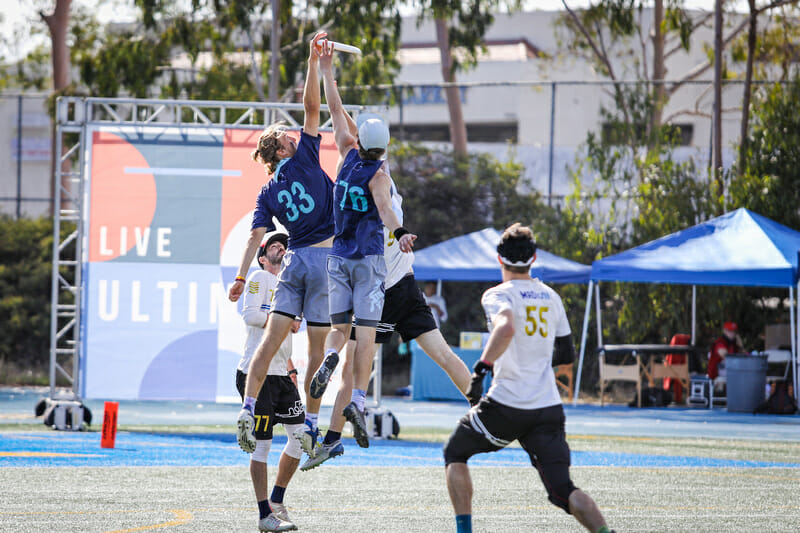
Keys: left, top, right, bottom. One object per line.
{"left": 465, "top": 307, "right": 514, "bottom": 404}
{"left": 481, "top": 309, "right": 514, "bottom": 365}
{"left": 303, "top": 31, "right": 327, "bottom": 137}
{"left": 229, "top": 226, "right": 266, "bottom": 302}
{"left": 370, "top": 169, "right": 416, "bottom": 253}
{"left": 319, "top": 47, "right": 357, "bottom": 171}
{"left": 344, "top": 106, "right": 359, "bottom": 137}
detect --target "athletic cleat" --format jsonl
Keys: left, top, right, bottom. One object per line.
{"left": 237, "top": 408, "right": 256, "bottom": 453}
{"left": 268, "top": 500, "right": 291, "bottom": 523}
{"left": 300, "top": 440, "right": 344, "bottom": 471}
{"left": 258, "top": 512, "right": 297, "bottom": 532}
{"left": 343, "top": 402, "right": 370, "bottom": 448}
{"left": 293, "top": 420, "right": 319, "bottom": 458}
{"left": 310, "top": 351, "right": 339, "bottom": 399}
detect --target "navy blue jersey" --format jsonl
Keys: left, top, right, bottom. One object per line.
{"left": 332, "top": 149, "right": 384, "bottom": 259}
{"left": 251, "top": 131, "right": 335, "bottom": 249}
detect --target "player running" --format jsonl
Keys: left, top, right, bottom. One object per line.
{"left": 232, "top": 31, "right": 335, "bottom": 466}
{"left": 443, "top": 223, "right": 613, "bottom": 533}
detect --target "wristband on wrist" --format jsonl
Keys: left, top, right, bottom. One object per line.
{"left": 394, "top": 227, "right": 410, "bottom": 239}
{"left": 234, "top": 276, "right": 246, "bottom": 283}
{"left": 288, "top": 369, "right": 298, "bottom": 376}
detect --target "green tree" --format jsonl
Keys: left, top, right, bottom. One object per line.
{"left": 411, "top": 0, "right": 521, "bottom": 155}
{"left": 0, "top": 216, "right": 74, "bottom": 383}
{"left": 11, "top": 0, "right": 402, "bottom": 105}
{"left": 733, "top": 73, "right": 800, "bottom": 230}
{"left": 557, "top": 0, "right": 751, "bottom": 156}
{"left": 390, "top": 143, "right": 562, "bottom": 341}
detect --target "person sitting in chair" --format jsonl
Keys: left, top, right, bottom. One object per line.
{"left": 709, "top": 321, "right": 745, "bottom": 382}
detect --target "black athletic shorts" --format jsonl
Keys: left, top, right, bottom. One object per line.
{"left": 349, "top": 273, "right": 437, "bottom": 344}
{"left": 236, "top": 370, "right": 305, "bottom": 440}
{"left": 443, "top": 397, "right": 577, "bottom": 512}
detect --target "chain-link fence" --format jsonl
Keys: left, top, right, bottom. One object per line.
{"left": 0, "top": 79, "right": 771, "bottom": 217}
{"left": 0, "top": 93, "right": 52, "bottom": 218}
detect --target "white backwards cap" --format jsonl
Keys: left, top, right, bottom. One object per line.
{"left": 357, "top": 116, "right": 390, "bottom": 151}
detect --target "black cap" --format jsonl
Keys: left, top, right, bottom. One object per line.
{"left": 496, "top": 237, "right": 537, "bottom": 266}
{"left": 259, "top": 231, "right": 288, "bottom": 258}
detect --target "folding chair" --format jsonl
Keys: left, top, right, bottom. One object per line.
{"left": 599, "top": 349, "right": 642, "bottom": 407}
{"left": 648, "top": 358, "right": 690, "bottom": 404}
{"left": 554, "top": 364, "right": 574, "bottom": 398}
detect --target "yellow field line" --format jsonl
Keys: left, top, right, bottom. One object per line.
{"left": 0, "top": 451, "right": 104, "bottom": 458}
{"left": 104, "top": 510, "right": 193, "bottom": 533}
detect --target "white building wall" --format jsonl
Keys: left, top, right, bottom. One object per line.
{"left": 390, "top": 9, "right": 746, "bottom": 200}
{"left": 0, "top": 94, "right": 52, "bottom": 218}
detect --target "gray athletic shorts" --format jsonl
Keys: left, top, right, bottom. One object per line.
{"left": 327, "top": 254, "right": 387, "bottom": 327}
{"left": 272, "top": 246, "right": 331, "bottom": 326}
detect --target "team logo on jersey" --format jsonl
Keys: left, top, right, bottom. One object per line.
{"left": 248, "top": 281, "right": 259, "bottom": 294}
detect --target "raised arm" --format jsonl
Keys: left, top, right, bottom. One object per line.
{"left": 319, "top": 43, "right": 357, "bottom": 162}
{"left": 369, "top": 169, "right": 416, "bottom": 253}
{"left": 344, "top": 108, "right": 359, "bottom": 138}
{"left": 303, "top": 31, "right": 328, "bottom": 137}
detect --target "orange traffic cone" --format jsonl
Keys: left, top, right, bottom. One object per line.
{"left": 101, "top": 401, "right": 119, "bottom": 449}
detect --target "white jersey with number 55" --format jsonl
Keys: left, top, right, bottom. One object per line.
{"left": 481, "top": 278, "right": 570, "bottom": 410}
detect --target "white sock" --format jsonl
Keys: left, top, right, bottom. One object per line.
{"left": 305, "top": 412, "right": 318, "bottom": 429}
{"left": 351, "top": 389, "right": 366, "bottom": 411}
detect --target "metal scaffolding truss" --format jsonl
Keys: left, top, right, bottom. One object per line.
{"left": 48, "top": 96, "right": 373, "bottom": 409}
{"left": 53, "top": 96, "right": 367, "bottom": 131}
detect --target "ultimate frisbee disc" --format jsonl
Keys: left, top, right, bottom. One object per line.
{"left": 317, "top": 39, "right": 362, "bottom": 55}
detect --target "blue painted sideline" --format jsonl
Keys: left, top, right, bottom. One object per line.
{"left": 1, "top": 432, "right": 798, "bottom": 469}
{"left": 2, "top": 386, "right": 799, "bottom": 443}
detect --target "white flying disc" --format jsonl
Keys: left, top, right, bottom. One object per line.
{"left": 317, "top": 39, "right": 362, "bottom": 55}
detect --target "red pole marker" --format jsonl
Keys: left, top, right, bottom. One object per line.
{"left": 101, "top": 401, "right": 119, "bottom": 449}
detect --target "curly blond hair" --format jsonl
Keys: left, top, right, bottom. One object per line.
{"left": 251, "top": 123, "right": 289, "bottom": 174}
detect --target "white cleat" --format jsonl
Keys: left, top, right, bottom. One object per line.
{"left": 293, "top": 420, "right": 319, "bottom": 458}
{"left": 237, "top": 408, "right": 256, "bottom": 453}
{"left": 258, "top": 512, "right": 297, "bottom": 532}
{"left": 268, "top": 500, "right": 291, "bottom": 523}
{"left": 300, "top": 440, "right": 344, "bottom": 471}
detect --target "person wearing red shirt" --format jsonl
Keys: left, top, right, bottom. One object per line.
{"left": 708, "top": 322, "right": 745, "bottom": 380}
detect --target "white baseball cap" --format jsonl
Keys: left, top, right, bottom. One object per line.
{"left": 358, "top": 116, "right": 390, "bottom": 151}
{"left": 356, "top": 112, "right": 383, "bottom": 128}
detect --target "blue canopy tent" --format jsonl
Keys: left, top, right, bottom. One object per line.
{"left": 413, "top": 228, "right": 591, "bottom": 283}
{"left": 409, "top": 228, "right": 589, "bottom": 401}
{"left": 574, "top": 208, "right": 800, "bottom": 405}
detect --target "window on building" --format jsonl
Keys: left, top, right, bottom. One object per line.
{"left": 392, "top": 122, "right": 518, "bottom": 143}
{"left": 601, "top": 122, "right": 694, "bottom": 146}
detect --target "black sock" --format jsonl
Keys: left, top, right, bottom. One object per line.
{"left": 323, "top": 430, "right": 341, "bottom": 445}
{"left": 270, "top": 485, "right": 286, "bottom": 504}
{"left": 257, "top": 499, "right": 272, "bottom": 520}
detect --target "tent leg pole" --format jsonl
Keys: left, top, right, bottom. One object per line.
{"left": 595, "top": 282, "right": 603, "bottom": 346}
{"left": 573, "top": 280, "right": 593, "bottom": 405}
{"left": 691, "top": 285, "right": 696, "bottom": 345}
{"left": 793, "top": 284, "right": 798, "bottom": 412}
